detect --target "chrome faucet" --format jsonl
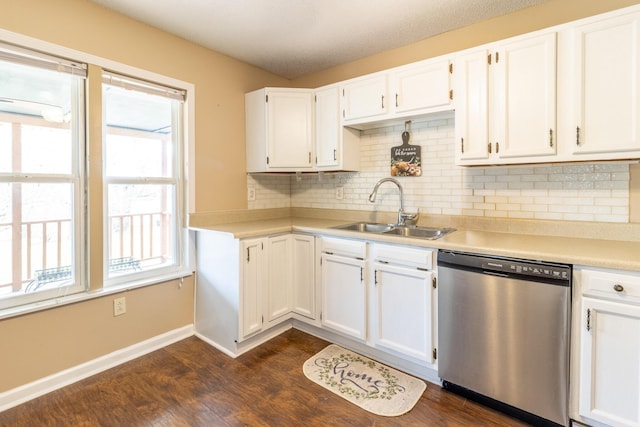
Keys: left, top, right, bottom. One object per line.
{"left": 368, "top": 178, "right": 418, "bottom": 226}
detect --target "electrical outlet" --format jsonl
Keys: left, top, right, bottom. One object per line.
{"left": 113, "top": 296, "right": 126, "bottom": 316}
{"left": 335, "top": 186, "right": 344, "bottom": 200}
{"left": 247, "top": 187, "right": 256, "bottom": 201}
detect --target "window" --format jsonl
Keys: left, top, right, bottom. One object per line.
{"left": 102, "top": 73, "right": 185, "bottom": 285}
{"left": 0, "top": 43, "right": 86, "bottom": 309}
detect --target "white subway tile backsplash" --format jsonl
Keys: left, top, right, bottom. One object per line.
{"left": 248, "top": 116, "right": 630, "bottom": 223}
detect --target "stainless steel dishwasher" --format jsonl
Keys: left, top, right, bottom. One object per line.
{"left": 437, "top": 250, "right": 571, "bottom": 427}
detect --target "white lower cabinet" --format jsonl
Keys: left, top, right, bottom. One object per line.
{"left": 371, "top": 262, "right": 435, "bottom": 364}
{"left": 575, "top": 267, "right": 640, "bottom": 427}
{"left": 241, "top": 237, "right": 266, "bottom": 338}
{"left": 319, "top": 237, "right": 437, "bottom": 365}
{"left": 320, "top": 250, "right": 367, "bottom": 341}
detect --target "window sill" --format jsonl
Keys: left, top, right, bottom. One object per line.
{"left": 0, "top": 270, "right": 193, "bottom": 321}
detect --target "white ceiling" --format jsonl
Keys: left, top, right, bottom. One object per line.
{"left": 89, "top": 0, "right": 548, "bottom": 79}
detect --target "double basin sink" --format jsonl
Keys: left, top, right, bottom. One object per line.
{"left": 332, "top": 222, "right": 455, "bottom": 240}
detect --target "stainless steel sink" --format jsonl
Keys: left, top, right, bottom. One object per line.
{"left": 333, "top": 222, "right": 395, "bottom": 233}
{"left": 332, "top": 222, "right": 454, "bottom": 240}
{"left": 382, "top": 226, "right": 455, "bottom": 240}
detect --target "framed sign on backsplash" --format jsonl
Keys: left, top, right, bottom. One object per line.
{"left": 390, "top": 121, "right": 421, "bottom": 177}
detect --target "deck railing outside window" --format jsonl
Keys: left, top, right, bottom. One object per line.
{"left": 0, "top": 211, "right": 171, "bottom": 294}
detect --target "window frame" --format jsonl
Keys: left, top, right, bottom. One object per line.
{"left": 102, "top": 72, "right": 187, "bottom": 287}
{"left": 0, "top": 42, "right": 87, "bottom": 310}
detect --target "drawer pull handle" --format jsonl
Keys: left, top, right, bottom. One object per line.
{"left": 613, "top": 283, "right": 624, "bottom": 293}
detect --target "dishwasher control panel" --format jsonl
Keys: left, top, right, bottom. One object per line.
{"left": 439, "top": 250, "right": 571, "bottom": 282}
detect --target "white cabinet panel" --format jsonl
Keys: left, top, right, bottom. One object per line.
{"left": 320, "top": 253, "right": 367, "bottom": 340}
{"left": 241, "top": 238, "right": 265, "bottom": 339}
{"left": 372, "top": 263, "right": 434, "bottom": 363}
{"left": 266, "top": 234, "right": 292, "bottom": 324}
{"left": 455, "top": 32, "right": 557, "bottom": 165}
{"left": 342, "top": 75, "right": 388, "bottom": 122}
{"left": 292, "top": 234, "right": 316, "bottom": 319}
{"left": 245, "top": 88, "right": 314, "bottom": 172}
{"left": 392, "top": 59, "right": 452, "bottom": 114}
{"left": 579, "top": 297, "right": 640, "bottom": 427}
{"left": 568, "top": 12, "right": 640, "bottom": 158}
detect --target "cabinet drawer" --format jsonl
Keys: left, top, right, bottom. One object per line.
{"left": 581, "top": 268, "right": 640, "bottom": 304}
{"left": 321, "top": 236, "right": 366, "bottom": 259}
{"left": 372, "top": 243, "right": 434, "bottom": 269}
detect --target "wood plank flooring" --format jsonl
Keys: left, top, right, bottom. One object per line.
{"left": 0, "top": 329, "right": 529, "bottom": 426}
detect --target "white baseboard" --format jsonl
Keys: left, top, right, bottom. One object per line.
{"left": 0, "top": 324, "right": 194, "bottom": 413}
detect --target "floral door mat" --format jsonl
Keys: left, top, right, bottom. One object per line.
{"left": 303, "top": 344, "right": 426, "bottom": 417}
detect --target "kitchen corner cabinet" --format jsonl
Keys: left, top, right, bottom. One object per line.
{"left": 576, "top": 267, "right": 640, "bottom": 427}
{"left": 195, "top": 231, "right": 316, "bottom": 355}
{"left": 314, "top": 85, "right": 360, "bottom": 171}
{"left": 370, "top": 243, "right": 436, "bottom": 365}
{"left": 455, "top": 31, "right": 557, "bottom": 165}
{"left": 560, "top": 11, "right": 640, "bottom": 160}
{"left": 320, "top": 237, "right": 367, "bottom": 341}
{"left": 245, "top": 88, "right": 314, "bottom": 172}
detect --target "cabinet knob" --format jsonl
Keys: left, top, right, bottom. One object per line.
{"left": 613, "top": 283, "right": 624, "bottom": 293}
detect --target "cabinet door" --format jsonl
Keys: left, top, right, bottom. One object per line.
{"left": 292, "top": 234, "right": 315, "bottom": 319}
{"left": 571, "top": 13, "right": 640, "bottom": 156}
{"left": 240, "top": 238, "right": 265, "bottom": 339}
{"left": 493, "top": 32, "right": 557, "bottom": 160}
{"left": 320, "top": 253, "right": 367, "bottom": 340}
{"left": 266, "top": 235, "right": 292, "bottom": 324}
{"left": 579, "top": 297, "right": 640, "bottom": 427}
{"left": 372, "top": 263, "right": 434, "bottom": 363}
{"left": 315, "top": 86, "right": 340, "bottom": 168}
{"left": 342, "top": 75, "right": 388, "bottom": 122}
{"left": 393, "top": 59, "right": 451, "bottom": 114}
{"left": 266, "top": 90, "right": 313, "bottom": 169}
{"left": 454, "top": 49, "right": 491, "bottom": 164}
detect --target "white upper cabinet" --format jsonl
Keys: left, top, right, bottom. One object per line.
{"left": 341, "top": 55, "right": 454, "bottom": 129}
{"left": 391, "top": 58, "right": 452, "bottom": 114}
{"left": 314, "top": 85, "right": 359, "bottom": 171}
{"left": 245, "top": 88, "right": 314, "bottom": 172}
{"left": 560, "top": 10, "right": 640, "bottom": 160}
{"left": 493, "top": 32, "right": 557, "bottom": 160}
{"left": 454, "top": 49, "right": 491, "bottom": 163}
{"left": 455, "top": 31, "right": 558, "bottom": 165}
{"left": 341, "top": 74, "right": 389, "bottom": 123}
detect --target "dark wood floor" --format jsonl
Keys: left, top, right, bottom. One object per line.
{"left": 0, "top": 329, "right": 529, "bottom": 426}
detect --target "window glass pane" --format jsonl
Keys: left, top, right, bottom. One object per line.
{"left": 21, "top": 125, "right": 72, "bottom": 174}
{"left": 0, "top": 59, "right": 75, "bottom": 175}
{"left": 0, "top": 183, "right": 74, "bottom": 296}
{"left": 105, "top": 133, "right": 171, "bottom": 178}
{"left": 107, "top": 184, "right": 175, "bottom": 276}
{"left": 104, "top": 84, "right": 173, "bottom": 178}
